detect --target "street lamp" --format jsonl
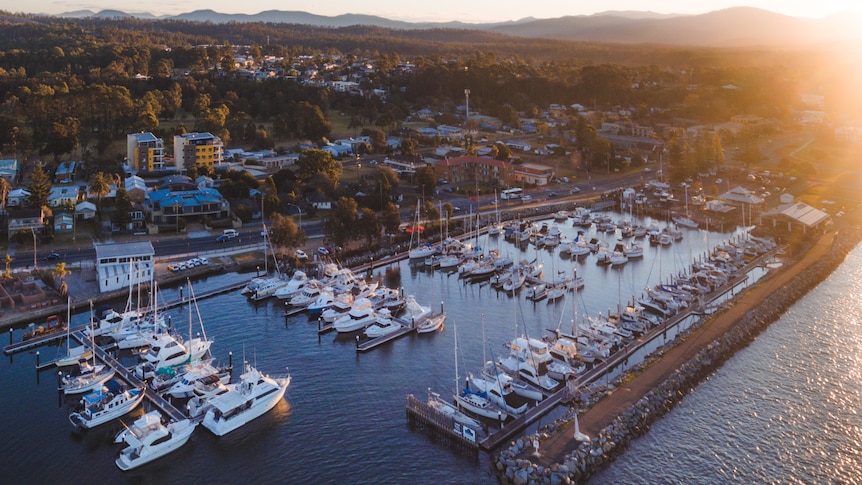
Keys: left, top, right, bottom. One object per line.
{"left": 30, "top": 228, "right": 36, "bottom": 270}
{"left": 285, "top": 203, "right": 302, "bottom": 229}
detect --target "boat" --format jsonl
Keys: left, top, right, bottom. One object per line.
{"left": 55, "top": 297, "right": 93, "bottom": 367}
{"left": 320, "top": 294, "right": 354, "bottom": 323}
{"left": 288, "top": 286, "right": 320, "bottom": 308}
{"left": 402, "top": 295, "right": 431, "bottom": 325}
{"left": 69, "top": 380, "right": 145, "bottom": 429}
{"left": 467, "top": 372, "right": 530, "bottom": 415}
{"left": 139, "top": 332, "right": 210, "bottom": 370}
{"left": 426, "top": 389, "right": 482, "bottom": 429}
{"left": 481, "top": 361, "right": 544, "bottom": 401}
{"left": 165, "top": 361, "right": 232, "bottom": 399}
{"left": 333, "top": 298, "right": 377, "bottom": 333}
{"left": 364, "top": 309, "right": 402, "bottom": 338}
{"left": 62, "top": 303, "right": 116, "bottom": 395}
{"left": 248, "top": 277, "right": 287, "bottom": 301}
{"left": 115, "top": 411, "right": 197, "bottom": 471}
{"left": 452, "top": 322, "right": 508, "bottom": 421}
{"left": 553, "top": 210, "right": 570, "bottom": 221}
{"left": 306, "top": 288, "right": 335, "bottom": 315}
{"left": 273, "top": 271, "right": 310, "bottom": 300}
{"left": 22, "top": 315, "right": 66, "bottom": 341}
{"left": 201, "top": 362, "right": 290, "bottom": 436}
{"left": 416, "top": 313, "right": 445, "bottom": 334}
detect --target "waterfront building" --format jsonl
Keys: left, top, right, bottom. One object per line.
{"left": 513, "top": 163, "right": 555, "bottom": 186}
{"left": 173, "top": 132, "right": 224, "bottom": 172}
{"left": 145, "top": 175, "right": 231, "bottom": 227}
{"left": 127, "top": 132, "right": 166, "bottom": 172}
{"left": 95, "top": 241, "right": 154, "bottom": 293}
{"left": 432, "top": 156, "right": 515, "bottom": 186}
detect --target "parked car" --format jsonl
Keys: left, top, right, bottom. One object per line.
{"left": 216, "top": 234, "right": 231, "bottom": 243}
{"left": 547, "top": 191, "right": 557, "bottom": 198}
{"left": 43, "top": 252, "right": 61, "bottom": 261}
{"left": 521, "top": 195, "right": 533, "bottom": 202}
{"left": 295, "top": 250, "right": 308, "bottom": 260}
{"left": 317, "top": 247, "right": 330, "bottom": 256}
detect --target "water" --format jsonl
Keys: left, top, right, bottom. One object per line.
{"left": 590, "top": 242, "right": 862, "bottom": 484}
{"left": 0, "top": 214, "right": 754, "bottom": 483}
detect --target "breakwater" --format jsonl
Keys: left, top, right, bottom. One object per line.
{"left": 492, "top": 225, "right": 861, "bottom": 484}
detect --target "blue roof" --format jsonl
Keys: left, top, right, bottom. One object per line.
{"left": 148, "top": 187, "right": 224, "bottom": 208}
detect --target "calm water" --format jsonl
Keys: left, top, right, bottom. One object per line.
{"left": 590, "top": 241, "right": 862, "bottom": 484}
{"left": 0, "top": 214, "right": 756, "bottom": 483}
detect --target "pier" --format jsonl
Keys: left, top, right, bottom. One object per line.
{"left": 69, "top": 331, "right": 188, "bottom": 422}
{"left": 479, "top": 386, "right": 570, "bottom": 451}
{"left": 405, "top": 393, "right": 479, "bottom": 450}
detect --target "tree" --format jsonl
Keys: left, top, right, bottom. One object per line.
{"left": 296, "top": 149, "right": 342, "bottom": 185}
{"left": 493, "top": 142, "right": 512, "bottom": 162}
{"left": 112, "top": 187, "right": 133, "bottom": 229}
{"left": 26, "top": 165, "right": 51, "bottom": 209}
{"left": 3, "top": 254, "right": 13, "bottom": 278}
{"left": 324, "top": 197, "right": 358, "bottom": 246}
{"left": 359, "top": 208, "right": 381, "bottom": 244}
{"left": 443, "top": 202, "right": 454, "bottom": 220}
{"left": 381, "top": 202, "right": 401, "bottom": 236}
{"left": 415, "top": 166, "right": 437, "bottom": 197}
{"left": 269, "top": 213, "right": 306, "bottom": 249}
{"left": 423, "top": 201, "right": 440, "bottom": 223}
{"left": 0, "top": 177, "right": 9, "bottom": 209}
{"left": 89, "top": 171, "right": 111, "bottom": 215}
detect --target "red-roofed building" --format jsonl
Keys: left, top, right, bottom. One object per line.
{"left": 432, "top": 156, "right": 516, "bottom": 187}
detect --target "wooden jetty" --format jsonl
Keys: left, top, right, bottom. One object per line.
{"left": 406, "top": 393, "right": 479, "bottom": 450}
{"left": 4, "top": 323, "right": 89, "bottom": 355}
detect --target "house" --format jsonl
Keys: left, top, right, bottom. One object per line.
{"left": 48, "top": 186, "right": 80, "bottom": 208}
{"left": 7, "top": 188, "right": 29, "bottom": 207}
{"left": 75, "top": 201, "right": 97, "bottom": 221}
{"left": 53, "top": 212, "right": 73, "bottom": 233}
{"left": 7, "top": 207, "right": 46, "bottom": 238}
{"left": 54, "top": 161, "right": 77, "bottom": 183}
{"left": 305, "top": 191, "right": 333, "bottom": 210}
{"left": 0, "top": 159, "right": 18, "bottom": 184}
{"left": 146, "top": 185, "right": 231, "bottom": 226}
{"left": 124, "top": 175, "right": 148, "bottom": 203}
{"left": 717, "top": 187, "right": 764, "bottom": 206}
{"left": 94, "top": 241, "right": 154, "bottom": 293}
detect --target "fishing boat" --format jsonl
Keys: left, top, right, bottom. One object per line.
{"left": 273, "top": 271, "right": 310, "bottom": 300}
{"left": 69, "top": 380, "right": 145, "bottom": 429}
{"left": 201, "top": 363, "right": 290, "bottom": 436}
{"left": 165, "top": 361, "right": 232, "bottom": 399}
{"left": 333, "top": 298, "right": 377, "bottom": 333}
{"left": 416, "top": 313, "right": 445, "bottom": 334}
{"left": 115, "top": 411, "right": 197, "bottom": 471}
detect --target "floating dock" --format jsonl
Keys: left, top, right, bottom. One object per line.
{"left": 406, "top": 393, "right": 479, "bottom": 450}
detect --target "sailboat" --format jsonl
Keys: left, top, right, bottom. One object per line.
{"left": 55, "top": 296, "right": 93, "bottom": 367}
{"left": 409, "top": 200, "right": 435, "bottom": 259}
{"left": 453, "top": 320, "right": 508, "bottom": 421}
{"left": 673, "top": 185, "right": 699, "bottom": 229}
{"left": 62, "top": 302, "right": 116, "bottom": 395}
{"left": 488, "top": 191, "right": 503, "bottom": 236}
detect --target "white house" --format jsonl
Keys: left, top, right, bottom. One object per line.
{"left": 48, "top": 186, "right": 80, "bottom": 208}
{"left": 7, "top": 188, "right": 29, "bottom": 207}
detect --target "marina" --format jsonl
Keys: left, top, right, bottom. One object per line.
{"left": 1, "top": 209, "right": 780, "bottom": 482}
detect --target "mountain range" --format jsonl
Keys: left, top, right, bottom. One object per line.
{"left": 54, "top": 7, "right": 862, "bottom": 47}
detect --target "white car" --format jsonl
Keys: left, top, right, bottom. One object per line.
{"left": 295, "top": 250, "right": 308, "bottom": 260}
{"left": 521, "top": 195, "right": 533, "bottom": 202}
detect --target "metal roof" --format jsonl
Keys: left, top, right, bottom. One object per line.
{"left": 94, "top": 241, "right": 154, "bottom": 259}
{"left": 769, "top": 202, "right": 831, "bottom": 227}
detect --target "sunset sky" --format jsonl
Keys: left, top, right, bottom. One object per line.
{"left": 3, "top": 0, "right": 860, "bottom": 22}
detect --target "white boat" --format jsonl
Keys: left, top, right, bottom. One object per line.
{"left": 467, "top": 373, "right": 530, "bottom": 415}
{"left": 402, "top": 295, "right": 431, "bottom": 325}
{"left": 165, "top": 361, "right": 231, "bottom": 399}
{"left": 545, "top": 285, "right": 565, "bottom": 301}
{"left": 321, "top": 295, "right": 354, "bottom": 323}
{"left": 288, "top": 286, "right": 320, "bottom": 307}
{"left": 364, "top": 309, "right": 402, "bottom": 338}
{"left": 502, "top": 270, "right": 526, "bottom": 293}
{"left": 139, "top": 332, "right": 211, "bottom": 370}
{"left": 202, "top": 363, "right": 290, "bottom": 436}
{"left": 69, "top": 380, "right": 145, "bottom": 429}
{"left": 672, "top": 215, "right": 698, "bottom": 229}
{"left": 482, "top": 361, "right": 544, "bottom": 401}
{"left": 426, "top": 390, "right": 482, "bottom": 429}
{"left": 553, "top": 210, "right": 570, "bottom": 221}
{"left": 333, "top": 298, "right": 376, "bottom": 333}
{"left": 115, "top": 411, "right": 197, "bottom": 471}
{"left": 416, "top": 313, "right": 445, "bottom": 334}
{"left": 438, "top": 254, "right": 462, "bottom": 269}
{"left": 248, "top": 277, "right": 287, "bottom": 301}
{"left": 409, "top": 244, "right": 436, "bottom": 259}
{"left": 273, "top": 271, "right": 309, "bottom": 299}
{"left": 451, "top": 320, "right": 507, "bottom": 421}
{"left": 63, "top": 364, "right": 117, "bottom": 395}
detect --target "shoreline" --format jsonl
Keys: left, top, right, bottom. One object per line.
{"left": 492, "top": 222, "right": 859, "bottom": 483}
